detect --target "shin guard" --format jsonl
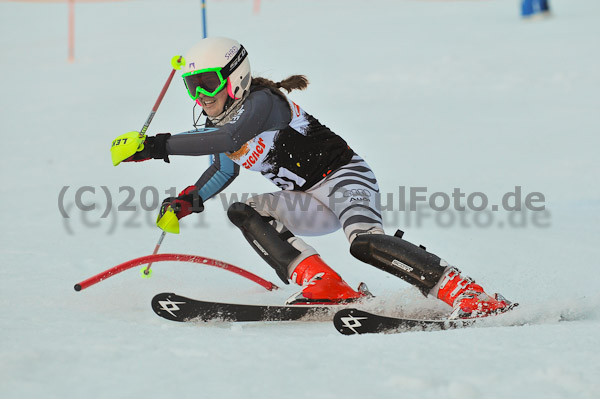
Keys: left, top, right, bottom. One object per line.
{"left": 227, "top": 202, "right": 298, "bottom": 284}
{"left": 350, "top": 233, "right": 446, "bottom": 295}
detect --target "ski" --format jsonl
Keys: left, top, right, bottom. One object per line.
{"left": 151, "top": 292, "right": 338, "bottom": 322}
{"left": 333, "top": 308, "right": 477, "bottom": 335}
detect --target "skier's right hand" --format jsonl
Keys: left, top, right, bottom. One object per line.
{"left": 122, "top": 133, "right": 171, "bottom": 164}
{"left": 111, "top": 131, "right": 171, "bottom": 166}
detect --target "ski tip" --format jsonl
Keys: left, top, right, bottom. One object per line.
{"left": 74, "top": 284, "right": 82, "bottom": 292}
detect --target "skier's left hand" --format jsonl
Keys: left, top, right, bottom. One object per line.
{"left": 158, "top": 185, "right": 205, "bottom": 221}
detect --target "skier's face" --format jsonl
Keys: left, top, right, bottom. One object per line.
{"left": 197, "top": 88, "right": 228, "bottom": 117}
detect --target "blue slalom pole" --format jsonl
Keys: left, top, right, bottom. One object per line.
{"left": 521, "top": 0, "right": 551, "bottom": 18}
{"left": 201, "top": 0, "right": 208, "bottom": 168}
{"left": 201, "top": 0, "right": 207, "bottom": 38}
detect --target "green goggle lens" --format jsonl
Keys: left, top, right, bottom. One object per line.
{"left": 183, "top": 68, "right": 227, "bottom": 99}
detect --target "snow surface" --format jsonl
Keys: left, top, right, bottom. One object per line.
{"left": 1, "top": 0, "right": 599, "bottom": 398}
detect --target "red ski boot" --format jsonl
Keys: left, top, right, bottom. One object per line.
{"left": 436, "top": 267, "right": 515, "bottom": 319}
{"left": 286, "top": 255, "right": 369, "bottom": 305}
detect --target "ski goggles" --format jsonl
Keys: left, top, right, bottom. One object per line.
{"left": 182, "top": 45, "right": 248, "bottom": 99}
{"left": 183, "top": 68, "right": 227, "bottom": 99}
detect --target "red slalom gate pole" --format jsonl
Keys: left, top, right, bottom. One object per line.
{"left": 74, "top": 253, "right": 279, "bottom": 292}
{"left": 68, "top": 0, "right": 75, "bottom": 62}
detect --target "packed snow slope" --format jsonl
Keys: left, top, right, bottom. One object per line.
{"left": 1, "top": 0, "right": 599, "bottom": 398}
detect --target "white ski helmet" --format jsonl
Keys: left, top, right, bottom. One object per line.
{"left": 182, "top": 37, "right": 251, "bottom": 100}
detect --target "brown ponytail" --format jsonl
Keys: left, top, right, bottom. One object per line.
{"left": 252, "top": 75, "right": 309, "bottom": 97}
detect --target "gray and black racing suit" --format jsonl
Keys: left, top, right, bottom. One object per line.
{"left": 168, "top": 85, "right": 385, "bottom": 276}
{"left": 168, "top": 86, "right": 355, "bottom": 197}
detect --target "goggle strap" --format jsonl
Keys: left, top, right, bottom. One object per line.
{"left": 220, "top": 45, "right": 248, "bottom": 80}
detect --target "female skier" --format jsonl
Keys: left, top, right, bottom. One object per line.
{"left": 112, "top": 37, "right": 513, "bottom": 318}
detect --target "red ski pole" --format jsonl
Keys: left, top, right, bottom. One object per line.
{"left": 138, "top": 56, "right": 185, "bottom": 275}
{"left": 142, "top": 231, "right": 166, "bottom": 277}
{"left": 139, "top": 55, "right": 185, "bottom": 137}
{"left": 111, "top": 55, "right": 185, "bottom": 167}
